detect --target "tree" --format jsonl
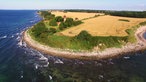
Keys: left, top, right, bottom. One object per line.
{"left": 55, "top": 16, "right": 64, "bottom": 22}
{"left": 65, "top": 18, "right": 74, "bottom": 27}
{"left": 59, "top": 22, "right": 67, "bottom": 30}
{"left": 75, "top": 30, "right": 92, "bottom": 41}
{"left": 31, "top": 21, "right": 48, "bottom": 37}
{"left": 41, "top": 11, "right": 51, "bottom": 18}
{"left": 49, "top": 18, "right": 57, "bottom": 26}
{"left": 45, "top": 14, "right": 55, "bottom": 20}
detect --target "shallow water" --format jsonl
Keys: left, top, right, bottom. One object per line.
{"left": 0, "top": 10, "right": 146, "bottom": 82}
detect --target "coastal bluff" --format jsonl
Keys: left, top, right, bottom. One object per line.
{"left": 23, "top": 26, "right": 146, "bottom": 60}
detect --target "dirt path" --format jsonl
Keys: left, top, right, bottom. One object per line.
{"left": 23, "top": 26, "right": 146, "bottom": 60}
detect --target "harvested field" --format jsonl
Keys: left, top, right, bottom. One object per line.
{"left": 60, "top": 15, "right": 146, "bottom": 36}
{"left": 51, "top": 11, "right": 103, "bottom": 20}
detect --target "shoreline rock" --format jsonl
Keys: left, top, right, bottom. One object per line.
{"left": 23, "top": 26, "right": 146, "bottom": 60}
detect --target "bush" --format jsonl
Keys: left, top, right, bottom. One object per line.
{"left": 119, "top": 19, "right": 130, "bottom": 22}
{"left": 41, "top": 11, "right": 51, "bottom": 17}
{"left": 31, "top": 21, "right": 48, "bottom": 37}
{"left": 65, "top": 18, "right": 74, "bottom": 27}
{"left": 55, "top": 16, "right": 64, "bottom": 22}
{"left": 139, "top": 21, "right": 146, "bottom": 26}
{"left": 75, "top": 30, "right": 92, "bottom": 41}
{"left": 59, "top": 22, "right": 67, "bottom": 30}
{"left": 49, "top": 18, "right": 57, "bottom": 26}
{"left": 48, "top": 28, "right": 57, "bottom": 34}
{"left": 73, "top": 20, "right": 83, "bottom": 26}
{"left": 45, "top": 14, "right": 55, "bottom": 20}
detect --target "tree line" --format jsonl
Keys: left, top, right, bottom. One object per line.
{"left": 65, "top": 10, "right": 146, "bottom": 18}
{"left": 40, "top": 11, "right": 83, "bottom": 30}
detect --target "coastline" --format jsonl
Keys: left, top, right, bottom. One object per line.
{"left": 23, "top": 26, "right": 146, "bottom": 60}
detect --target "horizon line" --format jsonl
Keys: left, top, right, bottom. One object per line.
{"left": 0, "top": 8, "right": 145, "bottom": 11}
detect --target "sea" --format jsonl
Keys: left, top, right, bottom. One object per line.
{"left": 0, "top": 10, "right": 146, "bottom": 82}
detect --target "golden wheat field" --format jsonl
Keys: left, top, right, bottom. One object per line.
{"left": 52, "top": 11, "right": 103, "bottom": 20}
{"left": 59, "top": 15, "right": 146, "bottom": 36}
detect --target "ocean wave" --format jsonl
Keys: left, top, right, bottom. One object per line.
{"left": 17, "top": 40, "right": 23, "bottom": 47}
{"left": 11, "top": 35, "right": 14, "bottom": 38}
{"left": 49, "top": 75, "right": 52, "bottom": 80}
{"left": 123, "top": 56, "right": 130, "bottom": 59}
{"left": 22, "top": 47, "right": 50, "bottom": 68}
{"left": 54, "top": 59, "right": 64, "bottom": 64}
{"left": 0, "top": 35, "right": 7, "bottom": 39}
{"left": 30, "top": 20, "right": 35, "bottom": 23}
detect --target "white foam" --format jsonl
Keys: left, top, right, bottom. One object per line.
{"left": 23, "top": 46, "right": 51, "bottom": 68}
{"left": 54, "top": 59, "right": 64, "bottom": 64}
{"left": 39, "top": 56, "right": 48, "bottom": 62}
{"left": 16, "top": 33, "right": 19, "bottom": 36}
{"left": 35, "top": 65, "right": 38, "bottom": 69}
{"left": 30, "top": 20, "right": 35, "bottom": 23}
{"left": 98, "top": 75, "right": 104, "bottom": 79}
{"left": 16, "top": 36, "right": 20, "bottom": 40}
{"left": 43, "top": 62, "right": 49, "bottom": 67}
{"left": 96, "top": 63, "right": 102, "bottom": 66}
{"left": 22, "top": 42, "right": 27, "bottom": 47}
{"left": 49, "top": 75, "right": 52, "bottom": 80}
{"left": 20, "top": 75, "right": 23, "bottom": 78}
{"left": 18, "top": 40, "right": 23, "bottom": 46}
{"left": 11, "top": 35, "right": 14, "bottom": 38}
{"left": 0, "top": 35, "right": 7, "bottom": 39}
{"left": 123, "top": 56, "right": 130, "bottom": 59}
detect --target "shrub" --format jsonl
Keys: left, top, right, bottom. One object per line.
{"left": 65, "top": 18, "right": 74, "bottom": 27}
{"left": 41, "top": 11, "right": 51, "bottom": 17}
{"left": 55, "top": 16, "right": 64, "bottom": 22}
{"left": 59, "top": 22, "right": 67, "bottom": 30}
{"left": 45, "top": 14, "right": 55, "bottom": 20}
{"left": 75, "top": 30, "right": 92, "bottom": 41}
{"left": 48, "top": 28, "right": 57, "bottom": 34}
{"left": 119, "top": 19, "right": 130, "bottom": 22}
{"left": 73, "top": 20, "right": 83, "bottom": 26}
{"left": 139, "top": 21, "right": 146, "bottom": 26}
{"left": 31, "top": 21, "right": 48, "bottom": 37}
{"left": 49, "top": 18, "right": 57, "bottom": 26}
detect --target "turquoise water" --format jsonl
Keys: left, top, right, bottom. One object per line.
{"left": 0, "top": 10, "right": 146, "bottom": 82}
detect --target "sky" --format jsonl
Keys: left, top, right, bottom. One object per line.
{"left": 0, "top": 0, "right": 146, "bottom": 11}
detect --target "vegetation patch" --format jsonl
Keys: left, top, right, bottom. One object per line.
{"left": 66, "top": 10, "right": 146, "bottom": 18}
{"left": 139, "top": 21, "right": 146, "bottom": 26}
{"left": 119, "top": 19, "right": 130, "bottom": 22}
{"left": 29, "top": 23, "right": 128, "bottom": 51}
{"left": 125, "top": 26, "right": 138, "bottom": 43}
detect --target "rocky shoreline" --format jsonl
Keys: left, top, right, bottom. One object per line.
{"left": 23, "top": 26, "right": 146, "bottom": 60}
